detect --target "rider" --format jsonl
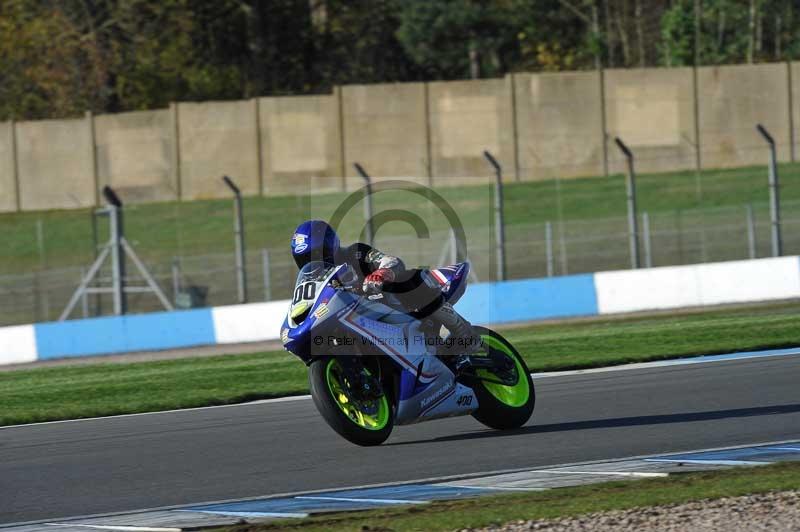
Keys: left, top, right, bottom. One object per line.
{"left": 290, "top": 219, "right": 481, "bottom": 356}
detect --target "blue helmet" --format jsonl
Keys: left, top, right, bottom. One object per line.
{"left": 291, "top": 220, "right": 340, "bottom": 269}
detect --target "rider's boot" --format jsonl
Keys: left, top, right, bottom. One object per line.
{"left": 431, "top": 302, "right": 483, "bottom": 367}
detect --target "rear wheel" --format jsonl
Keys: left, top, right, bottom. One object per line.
{"left": 308, "top": 357, "right": 394, "bottom": 446}
{"left": 470, "top": 326, "right": 535, "bottom": 430}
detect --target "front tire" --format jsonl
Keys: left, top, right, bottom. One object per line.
{"left": 308, "top": 357, "right": 394, "bottom": 446}
{"left": 470, "top": 326, "right": 535, "bottom": 430}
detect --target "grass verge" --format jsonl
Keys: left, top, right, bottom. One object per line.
{"left": 219, "top": 462, "right": 800, "bottom": 532}
{"left": 1, "top": 302, "right": 799, "bottom": 427}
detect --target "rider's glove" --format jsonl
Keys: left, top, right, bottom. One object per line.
{"left": 362, "top": 268, "right": 395, "bottom": 294}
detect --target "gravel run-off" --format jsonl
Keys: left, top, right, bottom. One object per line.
{"left": 463, "top": 490, "right": 800, "bottom": 532}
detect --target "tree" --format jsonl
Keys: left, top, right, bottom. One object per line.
{"left": 104, "top": 0, "right": 246, "bottom": 110}
{"left": 0, "top": 0, "right": 108, "bottom": 119}
{"left": 396, "top": 0, "right": 521, "bottom": 79}
{"left": 659, "top": 0, "right": 798, "bottom": 66}
{"left": 312, "top": 0, "right": 422, "bottom": 87}
{"left": 512, "top": 0, "right": 598, "bottom": 71}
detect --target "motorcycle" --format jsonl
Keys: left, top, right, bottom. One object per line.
{"left": 280, "top": 260, "right": 535, "bottom": 446}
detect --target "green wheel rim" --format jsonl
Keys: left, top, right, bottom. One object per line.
{"left": 476, "top": 335, "right": 530, "bottom": 407}
{"left": 325, "top": 359, "right": 390, "bottom": 431}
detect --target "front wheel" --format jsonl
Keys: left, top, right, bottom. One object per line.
{"left": 308, "top": 357, "right": 394, "bottom": 446}
{"left": 470, "top": 326, "right": 535, "bottom": 430}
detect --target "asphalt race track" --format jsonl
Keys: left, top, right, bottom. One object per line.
{"left": 2, "top": 354, "right": 800, "bottom": 525}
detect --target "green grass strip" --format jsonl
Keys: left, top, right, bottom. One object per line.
{"left": 1, "top": 302, "right": 799, "bottom": 427}
{"left": 222, "top": 462, "right": 800, "bottom": 532}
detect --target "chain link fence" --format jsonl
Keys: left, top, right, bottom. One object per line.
{"left": 3, "top": 193, "right": 799, "bottom": 327}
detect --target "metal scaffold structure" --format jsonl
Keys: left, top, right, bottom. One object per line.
{"left": 59, "top": 186, "right": 173, "bottom": 321}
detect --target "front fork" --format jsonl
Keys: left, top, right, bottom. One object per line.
{"left": 333, "top": 356, "right": 385, "bottom": 401}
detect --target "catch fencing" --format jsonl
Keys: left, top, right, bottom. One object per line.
{"left": 3, "top": 196, "right": 800, "bottom": 327}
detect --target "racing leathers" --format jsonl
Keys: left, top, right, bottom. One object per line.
{"left": 335, "top": 242, "right": 481, "bottom": 355}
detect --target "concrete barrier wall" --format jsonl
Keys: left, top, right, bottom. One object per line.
{"left": 94, "top": 109, "right": 177, "bottom": 203}
{"left": 2, "top": 255, "right": 797, "bottom": 365}
{"left": 455, "top": 274, "right": 598, "bottom": 324}
{"left": 605, "top": 67, "right": 697, "bottom": 174}
{"left": 178, "top": 100, "right": 260, "bottom": 200}
{"left": 515, "top": 71, "right": 604, "bottom": 180}
{"left": 698, "top": 63, "right": 791, "bottom": 168}
{"left": 0, "top": 121, "right": 17, "bottom": 212}
{"left": 34, "top": 308, "right": 216, "bottom": 360}
{"left": 211, "top": 301, "right": 288, "bottom": 344}
{"left": 259, "top": 94, "right": 342, "bottom": 194}
{"left": 429, "top": 78, "right": 516, "bottom": 182}
{"left": 341, "top": 83, "right": 429, "bottom": 189}
{"left": 594, "top": 256, "right": 800, "bottom": 314}
{"left": 16, "top": 116, "right": 95, "bottom": 210}
{"left": 0, "top": 325, "right": 37, "bottom": 365}
{"left": 3, "top": 61, "right": 799, "bottom": 211}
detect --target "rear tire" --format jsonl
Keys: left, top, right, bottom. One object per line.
{"left": 308, "top": 357, "right": 394, "bottom": 446}
{"left": 470, "top": 326, "right": 535, "bottom": 430}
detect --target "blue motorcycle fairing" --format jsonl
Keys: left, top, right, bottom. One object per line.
{"left": 281, "top": 260, "right": 479, "bottom": 425}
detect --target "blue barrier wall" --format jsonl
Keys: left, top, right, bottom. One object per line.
{"left": 34, "top": 308, "right": 216, "bottom": 360}
{"left": 17, "top": 274, "right": 600, "bottom": 363}
{"left": 5, "top": 256, "right": 797, "bottom": 365}
{"left": 455, "top": 274, "right": 598, "bottom": 324}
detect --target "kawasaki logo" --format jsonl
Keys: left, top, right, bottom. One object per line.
{"left": 420, "top": 380, "right": 454, "bottom": 408}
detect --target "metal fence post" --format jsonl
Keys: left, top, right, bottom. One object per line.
{"left": 170, "top": 102, "right": 183, "bottom": 200}
{"left": 80, "top": 267, "right": 89, "bottom": 318}
{"left": 223, "top": 176, "right": 248, "bottom": 303}
{"left": 545, "top": 221, "right": 554, "bottom": 277}
{"left": 756, "top": 124, "right": 782, "bottom": 256}
{"left": 32, "top": 270, "right": 41, "bottom": 323}
{"left": 676, "top": 210, "right": 685, "bottom": 264}
{"left": 642, "top": 212, "right": 652, "bottom": 268}
{"left": 746, "top": 204, "right": 757, "bottom": 259}
{"left": 171, "top": 258, "right": 181, "bottom": 301}
{"left": 90, "top": 211, "right": 102, "bottom": 315}
{"left": 353, "top": 163, "right": 374, "bottom": 246}
{"left": 86, "top": 110, "right": 100, "bottom": 206}
{"left": 103, "top": 187, "right": 126, "bottom": 315}
{"left": 36, "top": 219, "right": 45, "bottom": 267}
{"left": 262, "top": 248, "right": 272, "bottom": 301}
{"left": 558, "top": 222, "right": 569, "bottom": 275}
{"left": 483, "top": 150, "right": 506, "bottom": 281}
{"left": 614, "top": 137, "right": 640, "bottom": 269}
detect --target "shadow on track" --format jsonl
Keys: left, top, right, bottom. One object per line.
{"left": 388, "top": 403, "right": 800, "bottom": 446}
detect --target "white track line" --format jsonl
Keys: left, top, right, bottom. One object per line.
{"left": 645, "top": 459, "right": 769, "bottom": 466}
{"left": 0, "top": 395, "right": 311, "bottom": 430}
{"left": 174, "top": 509, "right": 308, "bottom": 519}
{"left": 447, "top": 485, "right": 547, "bottom": 492}
{"left": 294, "top": 495, "right": 428, "bottom": 505}
{"left": 532, "top": 347, "right": 800, "bottom": 378}
{"left": 526, "top": 470, "right": 668, "bottom": 478}
{"left": 45, "top": 525, "right": 180, "bottom": 532}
